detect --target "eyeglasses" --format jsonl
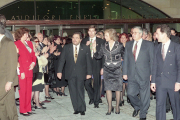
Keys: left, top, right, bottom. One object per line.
{"left": 35, "top": 41, "right": 39, "bottom": 43}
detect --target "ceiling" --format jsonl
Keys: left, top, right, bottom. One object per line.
{"left": 108, "top": 0, "right": 170, "bottom": 19}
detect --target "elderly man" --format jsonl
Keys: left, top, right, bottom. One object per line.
{"left": 123, "top": 26, "right": 154, "bottom": 120}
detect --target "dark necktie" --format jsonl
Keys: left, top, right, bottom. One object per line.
{"left": 74, "top": 46, "right": 78, "bottom": 63}
{"left": 133, "top": 41, "right": 138, "bottom": 61}
{"left": 162, "top": 44, "right": 165, "bottom": 61}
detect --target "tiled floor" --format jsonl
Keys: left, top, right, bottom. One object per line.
{"left": 16, "top": 87, "right": 173, "bottom": 120}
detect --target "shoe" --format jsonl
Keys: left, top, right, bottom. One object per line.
{"left": 80, "top": 111, "right": 85, "bottom": 115}
{"left": 94, "top": 105, "right": 99, "bottom": 108}
{"left": 27, "top": 112, "right": 36, "bottom": 114}
{"left": 154, "top": 96, "right": 156, "bottom": 99}
{"left": 73, "top": 111, "right": 79, "bottom": 114}
{"left": 99, "top": 99, "right": 102, "bottom": 103}
{"left": 62, "top": 93, "right": 67, "bottom": 96}
{"left": 112, "top": 98, "right": 116, "bottom": 101}
{"left": 119, "top": 100, "right": 124, "bottom": 106}
{"left": 132, "top": 109, "right": 139, "bottom": 117}
{"left": 127, "top": 97, "right": 130, "bottom": 103}
{"left": 166, "top": 109, "right": 170, "bottom": 113}
{"left": 140, "top": 118, "right": 146, "bottom": 120}
{"left": 35, "top": 106, "right": 46, "bottom": 109}
{"left": 56, "top": 92, "right": 62, "bottom": 96}
{"left": 106, "top": 106, "right": 114, "bottom": 115}
{"left": 45, "top": 96, "right": 54, "bottom": 99}
{"left": 39, "top": 102, "right": 44, "bottom": 106}
{"left": 115, "top": 107, "right": 120, "bottom": 114}
{"left": 20, "top": 113, "right": 30, "bottom": 116}
{"left": 150, "top": 96, "right": 153, "bottom": 100}
{"left": 89, "top": 99, "right": 94, "bottom": 105}
{"left": 42, "top": 100, "right": 51, "bottom": 103}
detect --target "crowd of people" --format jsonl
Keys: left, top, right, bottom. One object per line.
{"left": 1, "top": 13, "right": 180, "bottom": 120}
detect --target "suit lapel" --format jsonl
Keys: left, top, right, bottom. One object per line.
{"left": 69, "top": 43, "right": 75, "bottom": 63}
{"left": 129, "top": 41, "right": 134, "bottom": 60}
{"left": 164, "top": 41, "right": 173, "bottom": 62}
{"left": 136, "top": 40, "right": 145, "bottom": 62}
{"left": 76, "top": 44, "right": 83, "bottom": 63}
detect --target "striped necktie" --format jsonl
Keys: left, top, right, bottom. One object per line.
{"left": 90, "top": 39, "right": 93, "bottom": 57}
{"left": 74, "top": 46, "right": 78, "bottom": 63}
{"left": 133, "top": 41, "right": 138, "bottom": 61}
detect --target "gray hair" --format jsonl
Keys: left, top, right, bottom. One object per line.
{"left": 143, "top": 28, "right": 148, "bottom": 35}
{"left": 133, "top": 26, "right": 143, "bottom": 34}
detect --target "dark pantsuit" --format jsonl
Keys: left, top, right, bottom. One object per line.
{"left": 19, "top": 77, "right": 32, "bottom": 113}
{"left": 68, "top": 77, "right": 86, "bottom": 112}
{"left": 156, "top": 87, "right": 180, "bottom": 120}
{"left": 93, "top": 74, "right": 101, "bottom": 105}
{"left": 84, "top": 79, "right": 94, "bottom": 100}
{"left": 127, "top": 80, "right": 150, "bottom": 118}
{"left": 0, "top": 88, "right": 18, "bottom": 120}
{"left": 166, "top": 94, "right": 171, "bottom": 110}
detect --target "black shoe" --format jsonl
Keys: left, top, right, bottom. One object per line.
{"left": 39, "top": 102, "right": 44, "bottom": 106}
{"left": 81, "top": 111, "right": 85, "bottom": 115}
{"left": 20, "top": 113, "right": 30, "bottom": 116}
{"left": 106, "top": 107, "right": 114, "bottom": 115}
{"left": 127, "top": 97, "right": 130, "bottom": 103}
{"left": 45, "top": 96, "right": 54, "bottom": 99}
{"left": 89, "top": 99, "right": 94, "bottom": 105}
{"left": 119, "top": 100, "right": 124, "bottom": 106}
{"left": 140, "top": 118, "right": 146, "bottom": 120}
{"left": 99, "top": 99, "right": 102, "bottom": 103}
{"left": 115, "top": 108, "right": 120, "bottom": 114}
{"left": 62, "top": 93, "right": 67, "bottom": 96}
{"left": 35, "top": 106, "right": 46, "bottom": 109}
{"left": 94, "top": 105, "right": 99, "bottom": 108}
{"left": 73, "top": 111, "right": 79, "bottom": 114}
{"left": 132, "top": 109, "right": 139, "bottom": 117}
{"left": 27, "top": 112, "right": 36, "bottom": 114}
{"left": 150, "top": 96, "right": 153, "bottom": 100}
{"left": 154, "top": 96, "right": 156, "bottom": 99}
{"left": 166, "top": 109, "right": 170, "bottom": 113}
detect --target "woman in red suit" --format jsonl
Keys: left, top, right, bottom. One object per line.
{"left": 15, "top": 28, "right": 36, "bottom": 116}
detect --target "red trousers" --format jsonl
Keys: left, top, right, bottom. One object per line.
{"left": 18, "top": 77, "right": 32, "bottom": 113}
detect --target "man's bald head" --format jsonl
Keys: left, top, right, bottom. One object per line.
{"left": 36, "top": 33, "right": 43, "bottom": 42}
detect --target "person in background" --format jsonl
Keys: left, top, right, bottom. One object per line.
{"left": 119, "top": 33, "right": 130, "bottom": 105}
{"left": 170, "top": 28, "right": 177, "bottom": 36}
{"left": 146, "top": 32, "right": 152, "bottom": 41}
{"left": 81, "top": 25, "right": 105, "bottom": 108}
{"left": 142, "top": 28, "right": 148, "bottom": 40}
{"left": 15, "top": 27, "right": 36, "bottom": 116}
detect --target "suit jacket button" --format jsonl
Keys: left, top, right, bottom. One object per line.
{"left": 168, "top": 72, "right": 169, "bottom": 74}
{"left": 161, "top": 72, "right": 163, "bottom": 74}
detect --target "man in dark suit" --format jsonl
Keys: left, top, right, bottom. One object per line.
{"left": 170, "top": 35, "right": 180, "bottom": 44}
{"left": 123, "top": 26, "right": 154, "bottom": 120}
{"left": 57, "top": 32, "right": 92, "bottom": 115}
{"left": 81, "top": 25, "right": 105, "bottom": 108}
{"left": 151, "top": 24, "right": 180, "bottom": 120}
{"left": 0, "top": 24, "right": 18, "bottom": 120}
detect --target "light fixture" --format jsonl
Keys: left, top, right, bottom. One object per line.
{"left": 48, "top": 10, "right": 50, "bottom": 12}
{"left": 107, "top": 4, "right": 109, "bottom": 5}
{"left": 47, "top": 13, "right": 49, "bottom": 14}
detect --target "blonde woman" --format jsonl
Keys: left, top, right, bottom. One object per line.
{"left": 93, "top": 29, "right": 124, "bottom": 115}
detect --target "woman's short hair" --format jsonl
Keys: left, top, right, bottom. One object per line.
{"left": 15, "top": 27, "right": 29, "bottom": 40}
{"left": 30, "top": 37, "right": 38, "bottom": 42}
{"left": 104, "top": 29, "right": 118, "bottom": 41}
{"left": 53, "top": 35, "right": 61, "bottom": 41}
{"left": 119, "top": 33, "right": 129, "bottom": 43}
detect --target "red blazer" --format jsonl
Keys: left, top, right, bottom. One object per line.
{"left": 15, "top": 40, "right": 36, "bottom": 77}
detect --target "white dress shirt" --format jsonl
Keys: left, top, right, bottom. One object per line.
{"left": 162, "top": 40, "right": 171, "bottom": 58}
{"left": 0, "top": 35, "right": 5, "bottom": 41}
{"left": 73, "top": 43, "right": 80, "bottom": 56}
{"left": 89, "top": 37, "right": 96, "bottom": 57}
{"left": 132, "top": 38, "right": 143, "bottom": 60}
